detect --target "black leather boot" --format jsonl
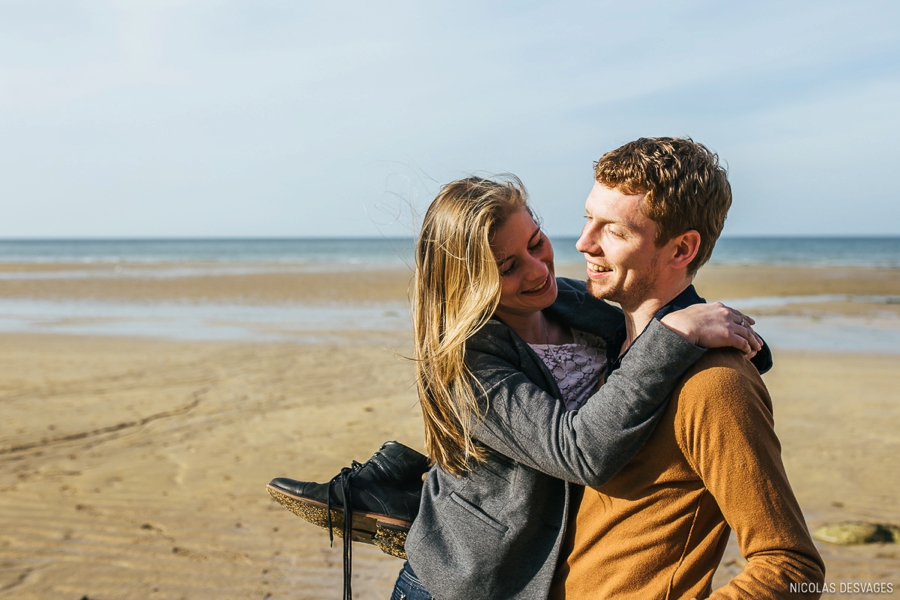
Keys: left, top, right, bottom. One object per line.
{"left": 266, "top": 441, "right": 430, "bottom": 559}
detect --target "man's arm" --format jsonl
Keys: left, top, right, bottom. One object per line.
{"left": 675, "top": 351, "right": 825, "bottom": 599}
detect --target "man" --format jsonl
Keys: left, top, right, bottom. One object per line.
{"left": 549, "top": 137, "right": 825, "bottom": 598}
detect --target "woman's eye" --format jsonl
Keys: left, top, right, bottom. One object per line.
{"left": 499, "top": 262, "right": 516, "bottom": 277}
{"left": 528, "top": 238, "right": 544, "bottom": 251}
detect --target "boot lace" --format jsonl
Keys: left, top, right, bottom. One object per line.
{"left": 326, "top": 460, "right": 362, "bottom": 600}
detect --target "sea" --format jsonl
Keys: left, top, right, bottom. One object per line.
{"left": 1, "top": 237, "right": 899, "bottom": 351}
{"left": 1, "top": 236, "right": 899, "bottom": 268}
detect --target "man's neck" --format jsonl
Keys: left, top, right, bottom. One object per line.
{"left": 619, "top": 279, "right": 693, "bottom": 355}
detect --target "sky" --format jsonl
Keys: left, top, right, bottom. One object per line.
{"left": 2, "top": 0, "right": 899, "bottom": 239}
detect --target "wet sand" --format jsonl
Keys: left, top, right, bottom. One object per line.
{"left": 3, "top": 262, "right": 900, "bottom": 305}
{"left": 0, "top": 262, "right": 415, "bottom": 305}
{"left": 0, "top": 264, "right": 898, "bottom": 599}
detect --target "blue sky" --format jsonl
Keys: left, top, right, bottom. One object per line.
{"left": 2, "top": 0, "right": 899, "bottom": 238}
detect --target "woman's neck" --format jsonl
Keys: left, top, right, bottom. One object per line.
{"left": 496, "top": 310, "right": 573, "bottom": 345}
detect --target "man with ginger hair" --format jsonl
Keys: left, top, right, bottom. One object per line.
{"left": 549, "top": 137, "right": 825, "bottom": 598}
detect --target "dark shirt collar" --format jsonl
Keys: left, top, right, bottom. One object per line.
{"left": 607, "top": 284, "right": 772, "bottom": 375}
{"left": 652, "top": 284, "right": 706, "bottom": 320}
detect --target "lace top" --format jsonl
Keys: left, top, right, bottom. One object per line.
{"left": 528, "top": 329, "right": 608, "bottom": 412}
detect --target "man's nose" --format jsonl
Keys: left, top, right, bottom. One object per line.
{"left": 576, "top": 224, "right": 600, "bottom": 255}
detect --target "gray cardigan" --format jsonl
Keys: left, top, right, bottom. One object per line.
{"left": 405, "top": 278, "right": 706, "bottom": 599}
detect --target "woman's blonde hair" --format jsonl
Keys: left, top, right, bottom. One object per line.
{"left": 413, "top": 176, "right": 529, "bottom": 476}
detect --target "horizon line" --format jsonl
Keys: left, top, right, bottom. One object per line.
{"left": 2, "top": 234, "right": 900, "bottom": 243}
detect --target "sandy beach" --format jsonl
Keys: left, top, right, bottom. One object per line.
{"left": 1, "top": 263, "right": 898, "bottom": 599}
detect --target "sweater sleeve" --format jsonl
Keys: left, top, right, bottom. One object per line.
{"left": 674, "top": 351, "right": 826, "bottom": 599}
{"left": 470, "top": 319, "right": 705, "bottom": 486}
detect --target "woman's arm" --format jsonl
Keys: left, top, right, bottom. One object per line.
{"left": 469, "top": 319, "right": 699, "bottom": 485}
{"left": 469, "top": 303, "right": 761, "bottom": 486}
{"left": 660, "top": 302, "right": 762, "bottom": 358}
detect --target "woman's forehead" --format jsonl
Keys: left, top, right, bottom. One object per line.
{"left": 490, "top": 209, "right": 540, "bottom": 259}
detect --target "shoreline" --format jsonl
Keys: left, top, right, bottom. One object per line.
{"left": 2, "top": 263, "right": 899, "bottom": 352}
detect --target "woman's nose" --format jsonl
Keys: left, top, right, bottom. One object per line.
{"left": 525, "top": 254, "right": 549, "bottom": 279}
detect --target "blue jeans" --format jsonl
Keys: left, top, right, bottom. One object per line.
{"left": 390, "top": 562, "right": 433, "bottom": 600}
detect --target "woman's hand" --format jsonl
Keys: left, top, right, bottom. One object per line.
{"left": 660, "top": 302, "right": 763, "bottom": 358}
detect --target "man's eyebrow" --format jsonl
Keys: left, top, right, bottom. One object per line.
{"left": 588, "top": 214, "right": 635, "bottom": 229}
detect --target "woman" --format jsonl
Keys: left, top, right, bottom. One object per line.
{"left": 393, "top": 176, "right": 760, "bottom": 600}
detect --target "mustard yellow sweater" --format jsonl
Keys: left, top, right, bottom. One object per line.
{"left": 550, "top": 349, "right": 825, "bottom": 599}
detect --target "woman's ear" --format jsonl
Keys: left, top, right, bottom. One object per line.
{"left": 669, "top": 230, "right": 701, "bottom": 269}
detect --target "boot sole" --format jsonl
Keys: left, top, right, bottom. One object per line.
{"left": 266, "top": 483, "right": 409, "bottom": 559}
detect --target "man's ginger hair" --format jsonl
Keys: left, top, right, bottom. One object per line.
{"left": 594, "top": 137, "right": 732, "bottom": 274}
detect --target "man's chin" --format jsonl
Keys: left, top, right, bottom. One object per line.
{"left": 585, "top": 278, "right": 611, "bottom": 301}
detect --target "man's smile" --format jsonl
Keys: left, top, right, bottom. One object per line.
{"left": 586, "top": 262, "right": 613, "bottom": 279}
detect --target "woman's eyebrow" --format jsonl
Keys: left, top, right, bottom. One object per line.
{"left": 495, "top": 253, "right": 514, "bottom": 266}
{"left": 494, "top": 226, "right": 541, "bottom": 265}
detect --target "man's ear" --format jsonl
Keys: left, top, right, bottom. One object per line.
{"left": 669, "top": 230, "right": 701, "bottom": 269}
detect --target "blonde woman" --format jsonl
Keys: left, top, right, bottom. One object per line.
{"left": 269, "top": 176, "right": 764, "bottom": 600}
